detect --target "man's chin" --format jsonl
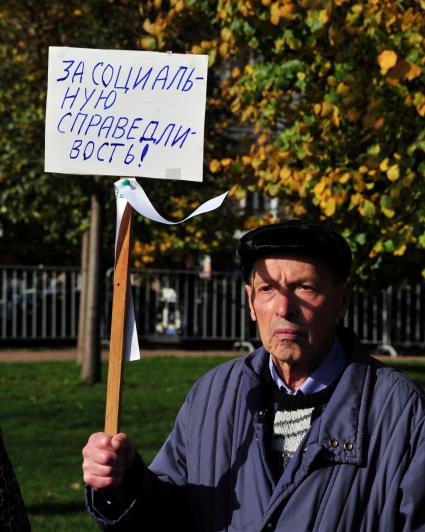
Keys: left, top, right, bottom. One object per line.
{"left": 268, "top": 339, "right": 304, "bottom": 362}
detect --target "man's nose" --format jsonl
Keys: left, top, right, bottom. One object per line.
{"left": 275, "top": 288, "right": 296, "bottom": 318}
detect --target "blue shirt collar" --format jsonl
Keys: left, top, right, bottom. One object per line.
{"left": 269, "top": 337, "right": 345, "bottom": 395}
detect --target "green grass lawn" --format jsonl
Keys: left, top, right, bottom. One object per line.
{"left": 0, "top": 356, "right": 424, "bottom": 530}
{"left": 377, "top": 358, "right": 425, "bottom": 389}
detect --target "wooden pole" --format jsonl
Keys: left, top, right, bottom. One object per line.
{"left": 104, "top": 202, "right": 133, "bottom": 435}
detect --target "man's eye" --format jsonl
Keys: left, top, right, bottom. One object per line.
{"left": 297, "top": 284, "right": 314, "bottom": 292}
{"left": 259, "top": 285, "right": 273, "bottom": 293}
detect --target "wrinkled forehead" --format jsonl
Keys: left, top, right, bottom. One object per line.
{"left": 249, "top": 253, "right": 338, "bottom": 284}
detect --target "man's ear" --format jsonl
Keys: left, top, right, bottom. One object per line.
{"left": 245, "top": 284, "right": 257, "bottom": 322}
{"left": 338, "top": 280, "right": 352, "bottom": 321}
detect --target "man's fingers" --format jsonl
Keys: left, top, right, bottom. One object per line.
{"left": 83, "top": 449, "right": 125, "bottom": 468}
{"left": 82, "top": 459, "right": 125, "bottom": 479}
{"left": 82, "top": 451, "right": 126, "bottom": 487}
{"left": 89, "top": 432, "right": 113, "bottom": 450}
{"left": 82, "top": 432, "right": 134, "bottom": 490}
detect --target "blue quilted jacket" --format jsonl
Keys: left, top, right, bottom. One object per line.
{"left": 87, "top": 329, "right": 425, "bottom": 531}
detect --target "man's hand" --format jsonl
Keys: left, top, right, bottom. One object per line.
{"left": 82, "top": 432, "right": 135, "bottom": 490}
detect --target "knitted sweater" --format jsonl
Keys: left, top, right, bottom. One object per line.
{"left": 263, "top": 368, "right": 339, "bottom": 478}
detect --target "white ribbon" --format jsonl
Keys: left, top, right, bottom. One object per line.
{"left": 114, "top": 178, "right": 228, "bottom": 361}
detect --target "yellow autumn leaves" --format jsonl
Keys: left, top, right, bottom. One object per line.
{"left": 378, "top": 50, "right": 398, "bottom": 75}
{"left": 312, "top": 174, "right": 350, "bottom": 218}
{"left": 209, "top": 158, "right": 232, "bottom": 174}
{"left": 378, "top": 50, "right": 422, "bottom": 88}
{"left": 309, "top": 161, "right": 406, "bottom": 220}
{"left": 380, "top": 159, "right": 400, "bottom": 182}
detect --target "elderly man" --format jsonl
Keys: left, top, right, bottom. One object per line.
{"left": 83, "top": 221, "right": 425, "bottom": 531}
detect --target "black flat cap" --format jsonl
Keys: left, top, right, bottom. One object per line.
{"left": 234, "top": 220, "right": 352, "bottom": 283}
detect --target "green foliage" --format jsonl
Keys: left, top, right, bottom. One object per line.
{"left": 1, "top": 0, "right": 424, "bottom": 284}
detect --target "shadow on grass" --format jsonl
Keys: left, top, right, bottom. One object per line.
{"left": 27, "top": 501, "right": 85, "bottom": 515}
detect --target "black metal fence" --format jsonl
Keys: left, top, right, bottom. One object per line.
{"left": 1, "top": 265, "right": 425, "bottom": 353}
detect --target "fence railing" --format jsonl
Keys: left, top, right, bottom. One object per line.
{"left": 0, "top": 266, "right": 80, "bottom": 340}
{"left": 102, "top": 268, "right": 252, "bottom": 344}
{"left": 1, "top": 266, "right": 424, "bottom": 352}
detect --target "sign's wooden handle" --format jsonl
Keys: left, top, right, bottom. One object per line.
{"left": 104, "top": 202, "right": 133, "bottom": 435}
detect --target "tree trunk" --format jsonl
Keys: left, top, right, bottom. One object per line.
{"left": 80, "top": 191, "right": 102, "bottom": 384}
{"left": 77, "top": 230, "right": 89, "bottom": 365}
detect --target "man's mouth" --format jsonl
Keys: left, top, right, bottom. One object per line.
{"left": 273, "top": 327, "right": 304, "bottom": 341}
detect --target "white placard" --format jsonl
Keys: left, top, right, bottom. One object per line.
{"left": 45, "top": 47, "right": 208, "bottom": 182}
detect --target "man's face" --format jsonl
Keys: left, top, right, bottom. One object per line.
{"left": 246, "top": 256, "right": 350, "bottom": 368}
